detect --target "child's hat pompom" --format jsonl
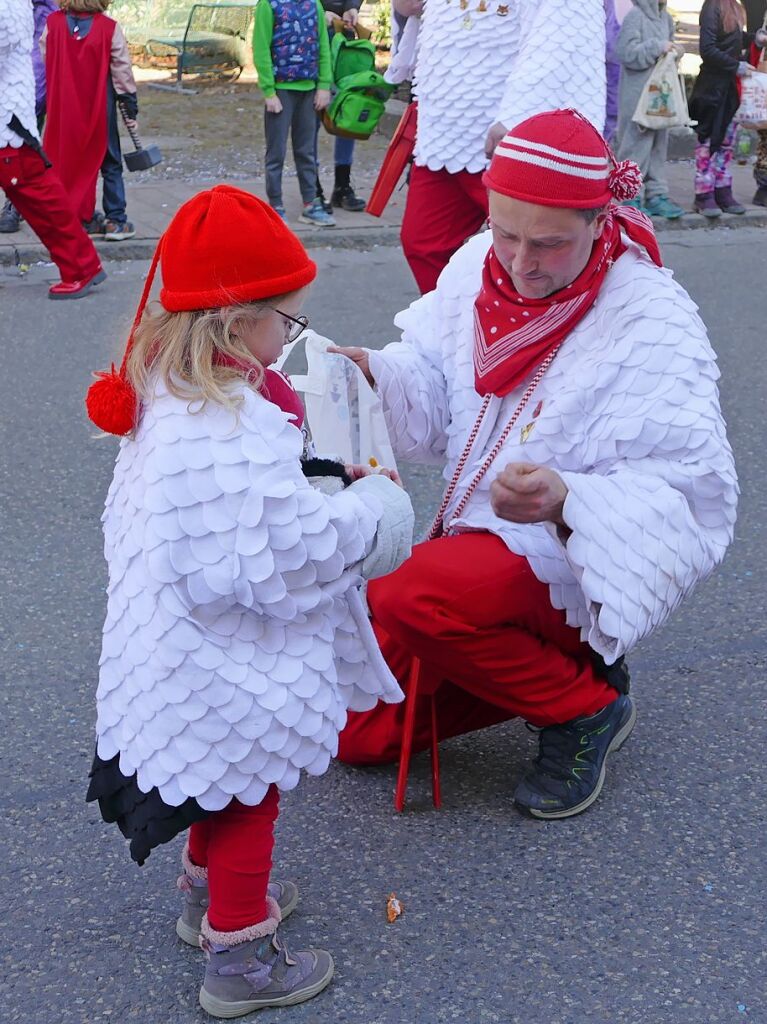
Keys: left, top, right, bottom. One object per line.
{"left": 86, "top": 366, "right": 138, "bottom": 436}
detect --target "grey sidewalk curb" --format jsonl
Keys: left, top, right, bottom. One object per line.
{"left": 0, "top": 224, "right": 403, "bottom": 267}
{"left": 2, "top": 208, "right": 766, "bottom": 268}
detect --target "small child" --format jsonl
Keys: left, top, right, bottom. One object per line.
{"left": 253, "top": 0, "right": 336, "bottom": 226}
{"left": 85, "top": 185, "right": 413, "bottom": 1017}
{"left": 42, "top": 0, "right": 137, "bottom": 240}
{"left": 615, "top": 0, "right": 686, "bottom": 219}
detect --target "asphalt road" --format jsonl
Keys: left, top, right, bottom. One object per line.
{"left": 1, "top": 230, "right": 765, "bottom": 1024}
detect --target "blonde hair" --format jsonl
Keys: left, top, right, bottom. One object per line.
{"left": 127, "top": 294, "right": 295, "bottom": 424}
{"left": 716, "top": 0, "right": 746, "bottom": 34}
{"left": 59, "top": 0, "right": 112, "bottom": 11}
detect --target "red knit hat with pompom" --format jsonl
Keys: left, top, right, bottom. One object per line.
{"left": 483, "top": 108, "right": 642, "bottom": 209}
{"left": 85, "top": 185, "right": 317, "bottom": 436}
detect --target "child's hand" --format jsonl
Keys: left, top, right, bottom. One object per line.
{"left": 342, "top": 8, "right": 359, "bottom": 27}
{"left": 314, "top": 89, "right": 331, "bottom": 112}
{"left": 265, "top": 95, "right": 283, "bottom": 114}
{"left": 327, "top": 345, "right": 374, "bottom": 387}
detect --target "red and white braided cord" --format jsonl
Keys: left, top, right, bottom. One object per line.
{"left": 428, "top": 346, "right": 561, "bottom": 540}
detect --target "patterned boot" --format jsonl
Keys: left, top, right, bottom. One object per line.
{"left": 199, "top": 899, "right": 334, "bottom": 1016}
{"left": 176, "top": 844, "right": 299, "bottom": 948}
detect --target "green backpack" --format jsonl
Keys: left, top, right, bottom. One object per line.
{"left": 323, "top": 34, "right": 393, "bottom": 140}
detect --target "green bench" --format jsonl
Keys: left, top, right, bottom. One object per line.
{"left": 112, "top": 0, "right": 253, "bottom": 85}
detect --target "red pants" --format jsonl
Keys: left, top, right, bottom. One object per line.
{"left": 0, "top": 144, "right": 101, "bottom": 284}
{"left": 400, "top": 164, "right": 489, "bottom": 294}
{"left": 188, "top": 786, "right": 279, "bottom": 933}
{"left": 338, "top": 534, "right": 618, "bottom": 766}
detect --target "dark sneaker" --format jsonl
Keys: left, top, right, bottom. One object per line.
{"left": 82, "top": 213, "right": 106, "bottom": 235}
{"left": 200, "top": 928, "right": 334, "bottom": 1016}
{"left": 514, "top": 694, "right": 636, "bottom": 820}
{"left": 177, "top": 876, "right": 299, "bottom": 948}
{"left": 104, "top": 219, "right": 136, "bottom": 240}
{"left": 754, "top": 187, "right": 767, "bottom": 208}
{"left": 332, "top": 184, "right": 366, "bottom": 212}
{"left": 0, "top": 199, "right": 21, "bottom": 233}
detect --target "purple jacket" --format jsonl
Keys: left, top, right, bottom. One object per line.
{"left": 33, "top": 0, "right": 58, "bottom": 113}
{"left": 604, "top": 0, "right": 621, "bottom": 142}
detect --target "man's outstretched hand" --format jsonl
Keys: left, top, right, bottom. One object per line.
{"left": 490, "top": 462, "right": 569, "bottom": 525}
{"left": 327, "top": 346, "right": 375, "bottom": 387}
{"left": 484, "top": 120, "right": 508, "bottom": 159}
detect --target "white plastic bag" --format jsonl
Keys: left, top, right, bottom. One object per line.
{"left": 275, "top": 330, "right": 398, "bottom": 473}
{"left": 736, "top": 71, "right": 767, "bottom": 130}
{"left": 632, "top": 53, "right": 691, "bottom": 130}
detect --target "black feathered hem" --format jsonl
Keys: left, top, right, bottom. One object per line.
{"left": 86, "top": 751, "right": 211, "bottom": 866}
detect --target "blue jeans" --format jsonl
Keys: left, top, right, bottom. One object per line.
{"left": 102, "top": 87, "right": 127, "bottom": 224}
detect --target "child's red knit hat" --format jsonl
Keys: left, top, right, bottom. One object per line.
{"left": 86, "top": 185, "right": 317, "bottom": 435}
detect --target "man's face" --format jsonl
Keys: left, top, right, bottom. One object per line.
{"left": 488, "top": 192, "right": 609, "bottom": 299}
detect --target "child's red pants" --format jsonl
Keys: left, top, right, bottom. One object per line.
{"left": 189, "top": 786, "right": 279, "bottom": 933}
{"left": 400, "top": 164, "right": 489, "bottom": 294}
{"left": 0, "top": 144, "right": 102, "bottom": 284}
{"left": 338, "top": 534, "right": 618, "bottom": 765}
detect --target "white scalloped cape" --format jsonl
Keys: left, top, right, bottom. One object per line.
{"left": 369, "top": 232, "right": 738, "bottom": 662}
{"left": 0, "top": 0, "right": 38, "bottom": 148}
{"left": 413, "top": 0, "right": 606, "bottom": 173}
{"left": 95, "top": 386, "right": 404, "bottom": 811}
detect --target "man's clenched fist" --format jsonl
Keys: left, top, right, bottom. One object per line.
{"left": 490, "top": 462, "right": 568, "bottom": 525}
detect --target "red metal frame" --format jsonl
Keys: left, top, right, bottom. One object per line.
{"left": 394, "top": 657, "right": 442, "bottom": 811}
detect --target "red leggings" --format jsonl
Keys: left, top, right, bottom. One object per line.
{"left": 0, "top": 144, "right": 102, "bottom": 284}
{"left": 188, "top": 786, "right": 279, "bottom": 932}
{"left": 338, "top": 534, "right": 618, "bottom": 766}
{"left": 400, "top": 164, "right": 489, "bottom": 294}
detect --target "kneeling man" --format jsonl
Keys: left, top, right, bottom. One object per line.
{"left": 334, "top": 109, "right": 737, "bottom": 819}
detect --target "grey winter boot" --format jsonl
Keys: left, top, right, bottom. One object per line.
{"left": 177, "top": 844, "right": 299, "bottom": 948}
{"left": 199, "top": 898, "right": 334, "bottom": 1017}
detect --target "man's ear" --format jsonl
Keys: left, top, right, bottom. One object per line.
{"left": 592, "top": 207, "right": 611, "bottom": 240}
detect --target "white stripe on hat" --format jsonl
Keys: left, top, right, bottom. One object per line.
{"left": 493, "top": 146, "right": 608, "bottom": 181}
{"left": 499, "top": 136, "right": 609, "bottom": 168}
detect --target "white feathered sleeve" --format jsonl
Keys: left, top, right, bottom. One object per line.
{"left": 139, "top": 390, "right": 388, "bottom": 620}
{"left": 552, "top": 289, "right": 738, "bottom": 662}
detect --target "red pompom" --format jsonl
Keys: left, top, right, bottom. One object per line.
{"left": 608, "top": 160, "right": 643, "bottom": 202}
{"left": 85, "top": 367, "right": 138, "bottom": 436}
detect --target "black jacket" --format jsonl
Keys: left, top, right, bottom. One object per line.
{"left": 320, "top": 0, "right": 362, "bottom": 17}
{"left": 689, "top": 0, "right": 748, "bottom": 150}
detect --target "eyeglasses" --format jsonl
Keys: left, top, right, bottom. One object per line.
{"left": 273, "top": 308, "right": 309, "bottom": 343}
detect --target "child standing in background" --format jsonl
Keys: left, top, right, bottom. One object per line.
{"left": 253, "top": 0, "right": 336, "bottom": 226}
{"left": 42, "top": 0, "right": 137, "bottom": 240}
{"left": 615, "top": 0, "right": 686, "bottom": 219}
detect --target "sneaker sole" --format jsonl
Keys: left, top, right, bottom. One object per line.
{"left": 104, "top": 233, "right": 137, "bottom": 241}
{"left": 521, "top": 700, "right": 637, "bottom": 821}
{"left": 177, "top": 884, "right": 299, "bottom": 948}
{"left": 198, "top": 953, "right": 334, "bottom": 1017}
{"left": 298, "top": 216, "right": 336, "bottom": 228}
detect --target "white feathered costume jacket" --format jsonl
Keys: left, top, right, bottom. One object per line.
{"left": 414, "top": 0, "right": 607, "bottom": 174}
{"left": 93, "top": 384, "right": 411, "bottom": 818}
{"left": 368, "top": 232, "right": 738, "bottom": 663}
